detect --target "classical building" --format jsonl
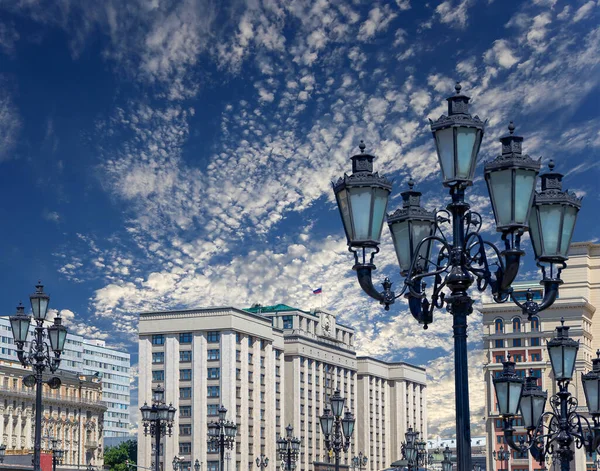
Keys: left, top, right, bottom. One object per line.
{"left": 0, "top": 318, "right": 132, "bottom": 442}
{"left": 481, "top": 242, "right": 600, "bottom": 471}
{"left": 0, "top": 363, "right": 107, "bottom": 467}
{"left": 138, "top": 304, "right": 427, "bottom": 471}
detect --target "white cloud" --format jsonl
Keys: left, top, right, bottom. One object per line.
{"left": 572, "top": 1, "right": 596, "bottom": 22}
{"left": 358, "top": 5, "right": 398, "bottom": 40}
{"left": 0, "top": 89, "right": 20, "bottom": 161}
{"left": 484, "top": 39, "right": 520, "bottom": 68}
{"left": 435, "top": 0, "right": 472, "bottom": 29}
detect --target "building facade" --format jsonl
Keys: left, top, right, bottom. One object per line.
{"left": 0, "top": 318, "right": 132, "bottom": 441}
{"left": 0, "top": 363, "right": 107, "bottom": 467}
{"left": 481, "top": 242, "right": 600, "bottom": 471}
{"left": 138, "top": 304, "right": 427, "bottom": 471}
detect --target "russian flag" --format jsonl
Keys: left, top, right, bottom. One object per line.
{"left": 312, "top": 287, "right": 322, "bottom": 295}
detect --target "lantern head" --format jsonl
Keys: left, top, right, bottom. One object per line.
{"left": 484, "top": 122, "right": 541, "bottom": 234}
{"left": 332, "top": 141, "right": 392, "bottom": 249}
{"left": 547, "top": 318, "right": 579, "bottom": 382}
{"left": 529, "top": 160, "right": 582, "bottom": 263}
{"left": 341, "top": 409, "right": 355, "bottom": 438}
{"left": 152, "top": 385, "right": 165, "bottom": 404}
{"left": 519, "top": 372, "right": 547, "bottom": 430}
{"left": 30, "top": 282, "right": 50, "bottom": 321}
{"left": 429, "top": 83, "right": 485, "bottom": 188}
{"left": 10, "top": 302, "right": 31, "bottom": 345}
{"left": 387, "top": 179, "right": 436, "bottom": 276}
{"left": 493, "top": 354, "right": 524, "bottom": 417}
{"left": 48, "top": 314, "right": 68, "bottom": 354}
{"left": 319, "top": 407, "right": 334, "bottom": 436}
{"left": 582, "top": 350, "right": 600, "bottom": 416}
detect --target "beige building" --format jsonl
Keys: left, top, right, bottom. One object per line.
{"left": 481, "top": 242, "right": 600, "bottom": 471}
{"left": 138, "top": 304, "right": 427, "bottom": 471}
{"left": 0, "top": 363, "right": 107, "bottom": 467}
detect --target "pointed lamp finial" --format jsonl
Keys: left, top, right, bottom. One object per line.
{"left": 455, "top": 82, "right": 462, "bottom": 94}
{"left": 508, "top": 121, "right": 515, "bottom": 135}
{"left": 549, "top": 159, "right": 556, "bottom": 171}
{"left": 408, "top": 177, "right": 415, "bottom": 190}
{"left": 359, "top": 140, "right": 366, "bottom": 153}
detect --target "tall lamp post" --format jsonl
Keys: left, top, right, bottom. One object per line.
{"left": 352, "top": 452, "right": 367, "bottom": 471}
{"left": 256, "top": 454, "right": 269, "bottom": 470}
{"left": 207, "top": 405, "right": 237, "bottom": 471}
{"left": 194, "top": 459, "right": 201, "bottom": 471}
{"left": 493, "top": 320, "right": 600, "bottom": 471}
{"left": 50, "top": 438, "right": 64, "bottom": 471}
{"left": 332, "top": 84, "right": 582, "bottom": 471}
{"left": 0, "top": 443, "right": 6, "bottom": 464}
{"left": 319, "top": 390, "right": 355, "bottom": 471}
{"left": 9, "top": 283, "right": 68, "bottom": 471}
{"left": 492, "top": 446, "right": 510, "bottom": 471}
{"left": 140, "top": 385, "right": 177, "bottom": 471}
{"left": 441, "top": 447, "right": 452, "bottom": 471}
{"left": 277, "top": 424, "right": 301, "bottom": 471}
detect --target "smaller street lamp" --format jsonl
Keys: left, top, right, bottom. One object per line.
{"left": 492, "top": 446, "right": 510, "bottom": 471}
{"left": 194, "top": 459, "right": 201, "bottom": 471}
{"left": 256, "top": 454, "right": 269, "bottom": 470}
{"left": 352, "top": 452, "right": 367, "bottom": 471}
{"left": 0, "top": 443, "right": 6, "bottom": 464}
{"left": 320, "top": 390, "right": 355, "bottom": 471}
{"left": 277, "top": 424, "right": 300, "bottom": 471}
{"left": 207, "top": 405, "right": 237, "bottom": 471}
{"left": 441, "top": 447, "right": 452, "bottom": 471}
{"left": 173, "top": 456, "right": 183, "bottom": 471}
{"left": 141, "top": 385, "right": 177, "bottom": 471}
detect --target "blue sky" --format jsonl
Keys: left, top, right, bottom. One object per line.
{"left": 0, "top": 0, "right": 599, "bottom": 436}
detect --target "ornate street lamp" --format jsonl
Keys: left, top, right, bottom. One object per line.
{"left": 332, "top": 82, "right": 582, "bottom": 471}
{"left": 441, "top": 447, "right": 453, "bottom": 471}
{"left": 352, "top": 452, "right": 368, "bottom": 471}
{"left": 141, "top": 385, "right": 177, "bottom": 471}
{"left": 173, "top": 456, "right": 183, "bottom": 471}
{"left": 194, "top": 459, "right": 201, "bottom": 471}
{"left": 492, "top": 446, "right": 510, "bottom": 471}
{"left": 401, "top": 428, "right": 427, "bottom": 471}
{"left": 256, "top": 454, "right": 269, "bottom": 470}
{"left": 320, "top": 390, "right": 355, "bottom": 471}
{"left": 207, "top": 405, "right": 237, "bottom": 471}
{"left": 277, "top": 424, "right": 300, "bottom": 471}
{"left": 50, "top": 438, "right": 64, "bottom": 471}
{"left": 493, "top": 320, "right": 600, "bottom": 470}
{"left": 10, "top": 284, "right": 68, "bottom": 471}
{"left": 0, "top": 443, "right": 6, "bottom": 464}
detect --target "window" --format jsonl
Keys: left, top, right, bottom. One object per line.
{"left": 208, "top": 404, "right": 219, "bottom": 416}
{"left": 531, "top": 316, "right": 539, "bottom": 331}
{"left": 207, "top": 331, "right": 220, "bottom": 343}
{"left": 495, "top": 339, "right": 504, "bottom": 348}
{"left": 179, "top": 333, "right": 193, "bottom": 344}
{"left": 152, "top": 370, "right": 164, "bottom": 381}
{"left": 179, "top": 443, "right": 192, "bottom": 454}
{"left": 180, "top": 351, "right": 192, "bottom": 362}
{"left": 494, "top": 355, "right": 504, "bottom": 364}
{"left": 248, "top": 353, "right": 253, "bottom": 362}
{"left": 275, "top": 349, "right": 281, "bottom": 359}
{"left": 152, "top": 352, "right": 164, "bottom": 364}
{"left": 152, "top": 334, "right": 165, "bottom": 345}
{"left": 207, "top": 349, "right": 220, "bottom": 361}
{"left": 180, "top": 387, "right": 192, "bottom": 399}
{"left": 180, "top": 406, "right": 192, "bottom": 417}
{"left": 512, "top": 338, "right": 522, "bottom": 347}
{"left": 531, "top": 353, "right": 542, "bottom": 362}
{"left": 180, "top": 369, "right": 192, "bottom": 381}
{"left": 207, "top": 462, "right": 219, "bottom": 471}
{"left": 282, "top": 316, "right": 293, "bottom": 329}
{"left": 530, "top": 337, "right": 540, "bottom": 346}
{"left": 208, "top": 386, "right": 220, "bottom": 397}
{"left": 208, "top": 368, "right": 220, "bottom": 379}
{"left": 495, "top": 319, "right": 504, "bottom": 334}
{"left": 179, "top": 424, "right": 192, "bottom": 436}
{"left": 236, "top": 351, "right": 241, "bottom": 361}
{"left": 512, "top": 317, "right": 521, "bottom": 333}
{"left": 236, "top": 333, "right": 242, "bottom": 344}
{"left": 248, "top": 336, "right": 253, "bottom": 346}
{"left": 512, "top": 354, "right": 523, "bottom": 362}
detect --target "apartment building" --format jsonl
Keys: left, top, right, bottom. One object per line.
{"left": 0, "top": 363, "right": 106, "bottom": 467}
{"left": 481, "top": 242, "right": 600, "bottom": 471}
{"left": 138, "top": 304, "right": 428, "bottom": 471}
{"left": 0, "top": 317, "right": 132, "bottom": 441}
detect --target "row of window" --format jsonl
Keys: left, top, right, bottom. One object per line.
{"left": 152, "top": 332, "right": 220, "bottom": 345}
{"left": 494, "top": 352, "right": 542, "bottom": 363}
{"left": 494, "top": 316, "right": 539, "bottom": 333}
{"left": 153, "top": 368, "right": 220, "bottom": 382}
{"left": 152, "top": 349, "right": 220, "bottom": 364}
{"left": 493, "top": 337, "right": 541, "bottom": 348}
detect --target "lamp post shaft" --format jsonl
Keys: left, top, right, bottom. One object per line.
{"left": 154, "top": 422, "right": 161, "bottom": 471}
{"left": 335, "top": 451, "right": 340, "bottom": 471}
{"left": 220, "top": 438, "right": 225, "bottom": 471}
{"left": 33, "top": 326, "right": 44, "bottom": 471}
{"left": 287, "top": 450, "right": 291, "bottom": 471}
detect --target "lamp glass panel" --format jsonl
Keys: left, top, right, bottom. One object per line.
{"left": 435, "top": 128, "right": 455, "bottom": 181}
{"left": 320, "top": 415, "right": 333, "bottom": 435}
{"left": 10, "top": 316, "right": 30, "bottom": 343}
{"left": 583, "top": 376, "right": 600, "bottom": 414}
{"left": 370, "top": 188, "right": 389, "bottom": 241}
{"left": 348, "top": 187, "right": 373, "bottom": 241}
{"left": 443, "top": 463, "right": 452, "bottom": 471}
{"left": 494, "top": 381, "right": 508, "bottom": 415}
{"left": 519, "top": 394, "right": 534, "bottom": 429}
{"left": 514, "top": 169, "right": 537, "bottom": 224}
{"left": 539, "top": 205, "right": 563, "bottom": 256}
{"left": 488, "top": 169, "right": 512, "bottom": 227}
{"left": 412, "top": 221, "right": 434, "bottom": 271}
{"left": 559, "top": 206, "right": 578, "bottom": 256}
{"left": 508, "top": 381, "right": 523, "bottom": 415}
{"left": 158, "top": 406, "right": 169, "bottom": 420}
{"left": 336, "top": 189, "right": 353, "bottom": 241}
{"left": 390, "top": 221, "right": 411, "bottom": 272}
{"left": 48, "top": 328, "right": 59, "bottom": 352}
{"left": 548, "top": 344, "right": 564, "bottom": 378}
{"left": 456, "top": 128, "right": 477, "bottom": 179}
{"left": 342, "top": 416, "right": 355, "bottom": 437}
{"left": 330, "top": 395, "right": 345, "bottom": 417}
{"left": 148, "top": 410, "right": 157, "bottom": 421}
{"left": 531, "top": 395, "right": 546, "bottom": 427}
{"left": 57, "top": 329, "right": 67, "bottom": 352}
{"left": 528, "top": 208, "right": 543, "bottom": 259}
{"left": 563, "top": 345, "right": 579, "bottom": 380}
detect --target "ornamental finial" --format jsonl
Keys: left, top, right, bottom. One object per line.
{"left": 549, "top": 159, "right": 556, "bottom": 171}
{"left": 506, "top": 352, "right": 512, "bottom": 361}
{"left": 455, "top": 82, "right": 462, "bottom": 94}
{"left": 560, "top": 316, "right": 565, "bottom": 326}
{"left": 596, "top": 349, "right": 600, "bottom": 358}
{"left": 359, "top": 140, "right": 366, "bottom": 153}
{"left": 508, "top": 121, "right": 515, "bottom": 134}
{"left": 408, "top": 177, "right": 415, "bottom": 190}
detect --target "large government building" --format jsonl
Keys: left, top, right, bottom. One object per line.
{"left": 138, "top": 304, "right": 427, "bottom": 471}
{"left": 481, "top": 242, "right": 600, "bottom": 471}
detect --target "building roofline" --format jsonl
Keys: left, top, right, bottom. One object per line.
{"left": 139, "top": 306, "right": 273, "bottom": 325}
{"left": 356, "top": 355, "right": 426, "bottom": 372}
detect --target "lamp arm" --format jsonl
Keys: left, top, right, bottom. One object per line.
{"left": 404, "top": 236, "right": 451, "bottom": 298}
{"left": 351, "top": 247, "right": 396, "bottom": 310}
